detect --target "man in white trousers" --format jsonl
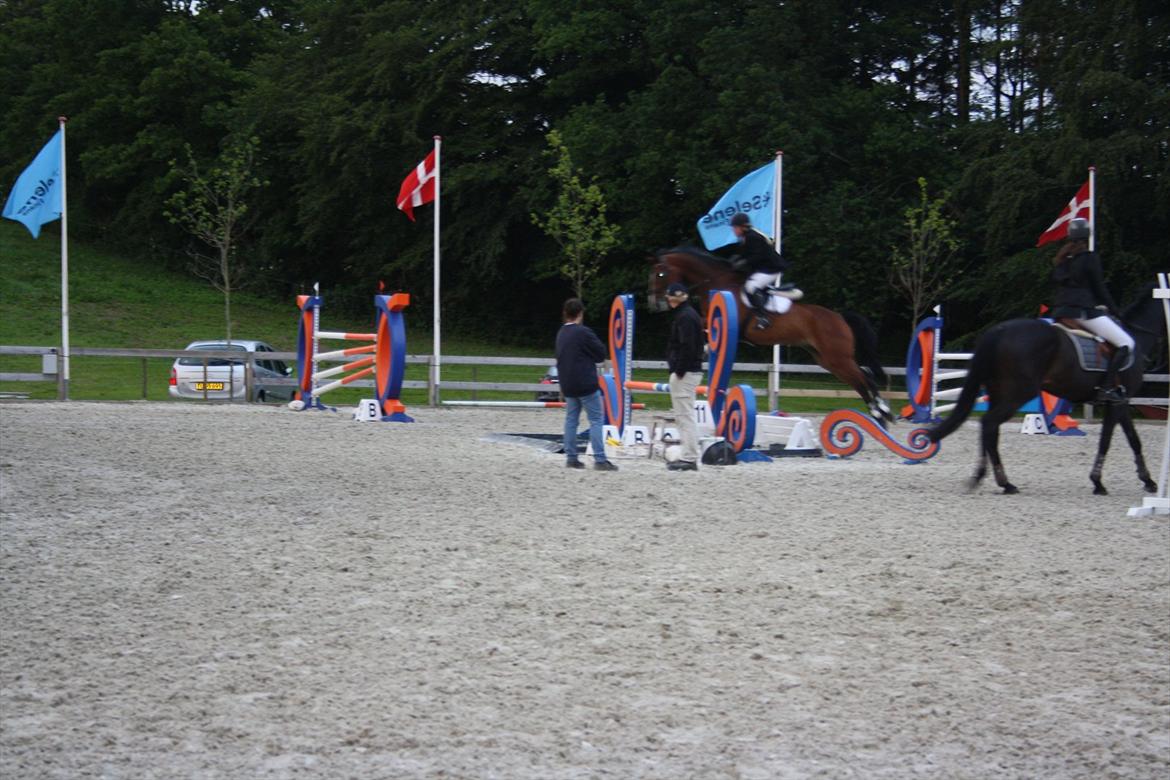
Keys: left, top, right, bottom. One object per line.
{"left": 664, "top": 283, "right": 705, "bottom": 471}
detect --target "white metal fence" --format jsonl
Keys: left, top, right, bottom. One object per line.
{"left": 1, "top": 345, "right": 1165, "bottom": 413}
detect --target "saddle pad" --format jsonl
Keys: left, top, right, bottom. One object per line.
{"left": 1054, "top": 325, "right": 1133, "bottom": 373}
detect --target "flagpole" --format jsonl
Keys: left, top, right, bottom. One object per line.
{"left": 1088, "top": 165, "right": 1096, "bottom": 252}
{"left": 58, "top": 116, "right": 70, "bottom": 401}
{"left": 771, "top": 151, "right": 783, "bottom": 412}
{"left": 431, "top": 135, "right": 442, "bottom": 406}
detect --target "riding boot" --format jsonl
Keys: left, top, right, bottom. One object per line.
{"left": 749, "top": 289, "right": 771, "bottom": 329}
{"left": 1095, "top": 346, "right": 1130, "bottom": 405}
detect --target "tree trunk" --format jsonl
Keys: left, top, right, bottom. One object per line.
{"left": 222, "top": 245, "right": 233, "bottom": 343}
{"left": 993, "top": 2, "right": 1003, "bottom": 122}
{"left": 957, "top": 0, "right": 970, "bottom": 123}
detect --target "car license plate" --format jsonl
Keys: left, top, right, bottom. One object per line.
{"left": 195, "top": 382, "right": 225, "bottom": 391}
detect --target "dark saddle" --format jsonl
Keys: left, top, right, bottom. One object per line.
{"left": 1053, "top": 319, "right": 1133, "bottom": 373}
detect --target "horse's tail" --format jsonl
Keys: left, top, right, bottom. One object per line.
{"left": 927, "top": 327, "right": 999, "bottom": 443}
{"left": 842, "top": 311, "right": 887, "bottom": 386}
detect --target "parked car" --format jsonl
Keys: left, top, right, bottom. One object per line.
{"left": 169, "top": 340, "right": 295, "bottom": 403}
{"left": 535, "top": 364, "right": 560, "bottom": 401}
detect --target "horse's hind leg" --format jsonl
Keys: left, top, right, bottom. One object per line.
{"left": 1096, "top": 406, "right": 1158, "bottom": 494}
{"left": 980, "top": 403, "right": 1019, "bottom": 494}
{"left": 861, "top": 367, "right": 894, "bottom": 425}
{"left": 968, "top": 447, "right": 988, "bottom": 492}
{"left": 821, "top": 355, "right": 893, "bottom": 428}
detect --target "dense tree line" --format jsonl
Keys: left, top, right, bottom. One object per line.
{"left": 2, "top": 0, "right": 1167, "bottom": 356}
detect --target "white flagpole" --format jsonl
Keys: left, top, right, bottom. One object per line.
{"left": 771, "top": 151, "right": 783, "bottom": 411}
{"left": 1088, "top": 165, "right": 1096, "bottom": 252}
{"left": 432, "top": 135, "right": 442, "bottom": 405}
{"left": 58, "top": 115, "right": 70, "bottom": 401}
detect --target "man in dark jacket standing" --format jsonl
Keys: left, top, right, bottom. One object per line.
{"left": 664, "top": 283, "right": 705, "bottom": 471}
{"left": 555, "top": 298, "right": 618, "bottom": 470}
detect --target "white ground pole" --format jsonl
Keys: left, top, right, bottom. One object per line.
{"left": 1128, "top": 272, "right": 1170, "bottom": 517}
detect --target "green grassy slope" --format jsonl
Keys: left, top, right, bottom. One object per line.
{"left": 0, "top": 221, "right": 872, "bottom": 413}
{"left": 0, "top": 223, "right": 579, "bottom": 406}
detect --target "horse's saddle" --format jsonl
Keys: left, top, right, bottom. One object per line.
{"left": 1052, "top": 320, "right": 1133, "bottom": 373}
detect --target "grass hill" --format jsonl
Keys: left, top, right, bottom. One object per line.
{"left": 0, "top": 221, "right": 554, "bottom": 404}
{"left": 0, "top": 221, "right": 871, "bottom": 413}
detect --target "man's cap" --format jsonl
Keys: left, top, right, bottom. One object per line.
{"left": 665, "top": 283, "right": 688, "bottom": 297}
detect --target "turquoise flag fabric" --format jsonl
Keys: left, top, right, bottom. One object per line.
{"left": 696, "top": 161, "right": 776, "bottom": 250}
{"left": 3, "top": 129, "right": 64, "bottom": 238}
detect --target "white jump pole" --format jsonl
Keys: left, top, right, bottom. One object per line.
{"left": 1129, "top": 272, "right": 1170, "bottom": 517}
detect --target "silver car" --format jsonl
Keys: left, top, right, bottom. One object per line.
{"left": 168, "top": 340, "right": 295, "bottom": 402}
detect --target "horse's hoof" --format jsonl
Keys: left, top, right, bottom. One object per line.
{"left": 1143, "top": 479, "right": 1157, "bottom": 493}
{"left": 1092, "top": 485, "right": 1108, "bottom": 496}
{"left": 1002, "top": 484, "right": 1019, "bottom": 495}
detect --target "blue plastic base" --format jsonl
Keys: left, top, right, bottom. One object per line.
{"left": 737, "top": 449, "right": 773, "bottom": 463}
{"left": 381, "top": 413, "right": 414, "bottom": 423}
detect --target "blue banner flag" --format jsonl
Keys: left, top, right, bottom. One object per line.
{"left": 3, "top": 129, "right": 64, "bottom": 238}
{"left": 696, "top": 161, "right": 776, "bottom": 250}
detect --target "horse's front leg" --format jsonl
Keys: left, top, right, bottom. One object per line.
{"left": 1114, "top": 406, "right": 1157, "bottom": 493}
{"left": 1089, "top": 405, "right": 1121, "bottom": 495}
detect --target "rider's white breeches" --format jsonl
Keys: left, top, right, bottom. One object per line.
{"left": 744, "top": 271, "right": 782, "bottom": 294}
{"left": 1076, "top": 316, "right": 1135, "bottom": 350}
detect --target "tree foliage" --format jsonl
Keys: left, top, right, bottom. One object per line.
{"left": 531, "top": 130, "right": 621, "bottom": 301}
{"left": 164, "top": 135, "right": 266, "bottom": 341}
{"left": 890, "top": 178, "right": 961, "bottom": 329}
{"left": 1, "top": 0, "right": 1166, "bottom": 352}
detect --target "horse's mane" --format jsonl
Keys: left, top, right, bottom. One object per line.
{"left": 656, "top": 245, "right": 736, "bottom": 270}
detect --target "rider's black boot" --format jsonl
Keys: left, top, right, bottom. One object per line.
{"left": 1095, "top": 346, "right": 1130, "bottom": 405}
{"left": 748, "top": 292, "right": 776, "bottom": 329}
{"left": 749, "top": 289, "right": 771, "bottom": 329}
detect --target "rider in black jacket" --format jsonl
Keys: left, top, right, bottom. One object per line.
{"left": 1050, "top": 218, "right": 1134, "bottom": 404}
{"left": 730, "top": 212, "right": 794, "bottom": 328}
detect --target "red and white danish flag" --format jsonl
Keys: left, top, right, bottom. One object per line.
{"left": 1036, "top": 178, "right": 1092, "bottom": 246}
{"left": 396, "top": 149, "right": 437, "bottom": 221}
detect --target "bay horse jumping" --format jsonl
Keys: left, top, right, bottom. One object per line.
{"left": 649, "top": 248, "right": 895, "bottom": 426}
{"left": 927, "top": 287, "right": 1164, "bottom": 495}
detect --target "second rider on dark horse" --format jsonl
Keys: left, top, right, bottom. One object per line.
{"left": 1051, "top": 217, "right": 1135, "bottom": 404}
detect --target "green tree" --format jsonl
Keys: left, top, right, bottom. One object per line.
{"left": 164, "top": 135, "right": 266, "bottom": 342}
{"left": 531, "top": 129, "right": 621, "bottom": 300}
{"left": 889, "top": 177, "right": 961, "bottom": 328}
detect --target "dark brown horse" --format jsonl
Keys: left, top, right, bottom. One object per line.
{"left": 927, "top": 288, "right": 1164, "bottom": 495}
{"left": 649, "top": 248, "right": 895, "bottom": 426}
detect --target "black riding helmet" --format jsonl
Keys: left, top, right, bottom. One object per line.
{"left": 730, "top": 212, "right": 751, "bottom": 228}
{"left": 1067, "top": 217, "right": 1090, "bottom": 241}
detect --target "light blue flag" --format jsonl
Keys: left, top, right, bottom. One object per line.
{"left": 3, "top": 129, "right": 64, "bottom": 238}
{"left": 696, "top": 161, "right": 776, "bottom": 250}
